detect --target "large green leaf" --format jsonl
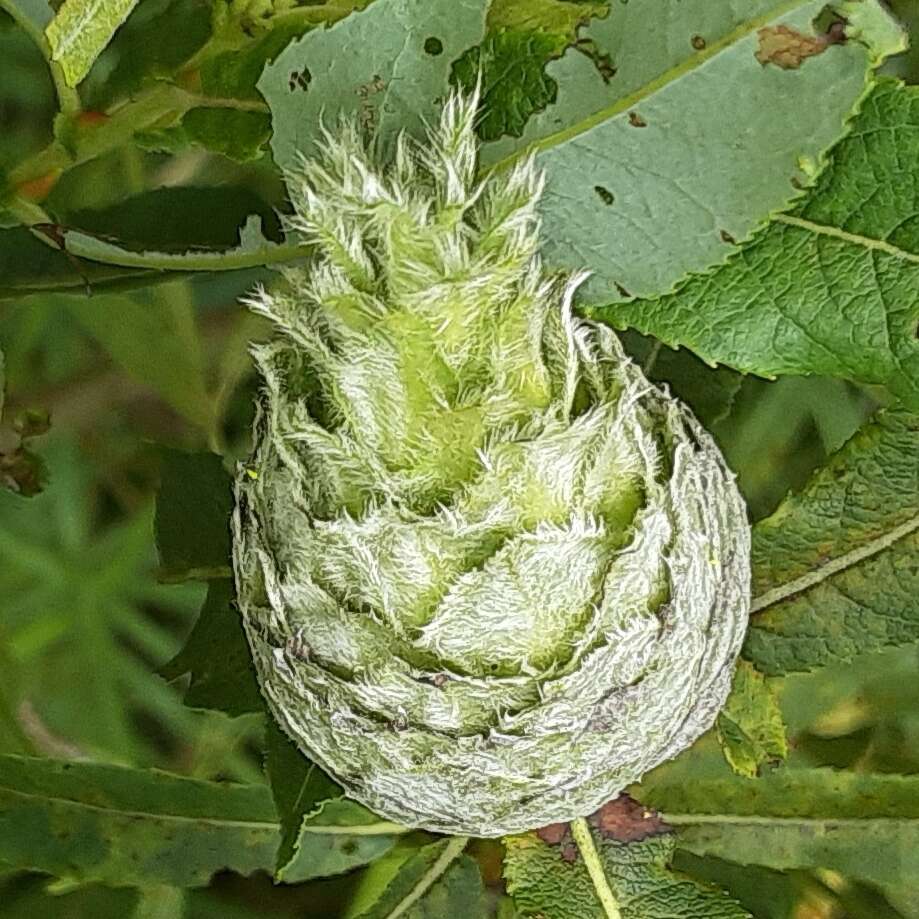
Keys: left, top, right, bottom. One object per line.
{"left": 599, "top": 78, "right": 919, "bottom": 405}
{"left": 488, "top": 0, "right": 903, "bottom": 303}
{"left": 46, "top": 0, "right": 140, "bottom": 86}
{"left": 259, "top": 0, "right": 902, "bottom": 309}
{"left": 0, "top": 754, "right": 403, "bottom": 887}
{"left": 260, "top": 0, "right": 490, "bottom": 171}
{"left": 640, "top": 768, "right": 919, "bottom": 892}
{"left": 504, "top": 820, "right": 749, "bottom": 919}
{"left": 744, "top": 408, "right": 919, "bottom": 675}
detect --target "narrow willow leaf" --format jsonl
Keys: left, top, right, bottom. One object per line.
{"left": 46, "top": 0, "right": 140, "bottom": 86}
{"left": 0, "top": 754, "right": 403, "bottom": 887}
{"left": 640, "top": 769, "right": 919, "bottom": 892}
{"left": 344, "top": 838, "right": 486, "bottom": 919}
{"left": 160, "top": 579, "right": 263, "bottom": 716}
{"left": 744, "top": 408, "right": 919, "bottom": 675}
{"left": 264, "top": 721, "right": 341, "bottom": 877}
{"left": 45, "top": 214, "right": 296, "bottom": 273}
{"left": 260, "top": 0, "right": 490, "bottom": 169}
{"left": 599, "top": 78, "right": 919, "bottom": 404}
{"left": 0, "top": 227, "right": 163, "bottom": 300}
{"left": 716, "top": 661, "right": 788, "bottom": 778}
{"left": 504, "top": 823, "right": 750, "bottom": 919}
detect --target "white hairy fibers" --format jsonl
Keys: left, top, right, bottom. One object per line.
{"left": 232, "top": 91, "right": 750, "bottom": 837}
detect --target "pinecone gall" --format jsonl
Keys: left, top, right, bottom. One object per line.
{"left": 232, "top": 91, "right": 751, "bottom": 837}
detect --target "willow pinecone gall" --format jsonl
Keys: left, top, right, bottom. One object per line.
{"left": 232, "top": 91, "right": 751, "bottom": 837}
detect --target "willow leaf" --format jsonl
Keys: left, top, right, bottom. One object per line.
{"left": 599, "top": 79, "right": 919, "bottom": 405}
{"left": 640, "top": 769, "right": 919, "bottom": 892}
{"left": 744, "top": 408, "right": 919, "bottom": 675}
{"left": 504, "top": 824, "right": 750, "bottom": 919}
{"left": 46, "top": 0, "right": 139, "bottom": 86}
{"left": 0, "top": 754, "right": 403, "bottom": 888}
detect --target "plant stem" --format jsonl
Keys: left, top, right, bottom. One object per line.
{"left": 570, "top": 817, "right": 622, "bottom": 919}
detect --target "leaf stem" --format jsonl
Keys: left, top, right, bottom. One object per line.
{"left": 570, "top": 817, "right": 622, "bottom": 919}
{"left": 384, "top": 836, "right": 469, "bottom": 919}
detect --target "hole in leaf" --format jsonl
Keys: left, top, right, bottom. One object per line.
{"left": 288, "top": 68, "right": 312, "bottom": 92}
{"left": 424, "top": 36, "right": 443, "bottom": 56}
{"left": 628, "top": 111, "right": 647, "bottom": 128}
{"left": 691, "top": 34, "right": 706, "bottom": 50}
{"left": 720, "top": 229, "right": 737, "bottom": 245}
{"left": 594, "top": 186, "right": 615, "bottom": 205}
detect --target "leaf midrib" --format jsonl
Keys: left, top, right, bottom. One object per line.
{"left": 49, "top": 0, "right": 110, "bottom": 59}
{"left": 665, "top": 813, "right": 919, "bottom": 827}
{"left": 775, "top": 214, "right": 919, "bottom": 265}
{"left": 751, "top": 511, "right": 919, "bottom": 614}
{"left": 0, "top": 781, "right": 403, "bottom": 835}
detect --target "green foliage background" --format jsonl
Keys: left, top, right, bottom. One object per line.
{"left": 1, "top": 0, "right": 918, "bottom": 916}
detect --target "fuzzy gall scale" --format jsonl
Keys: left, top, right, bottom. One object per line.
{"left": 232, "top": 92, "right": 751, "bottom": 837}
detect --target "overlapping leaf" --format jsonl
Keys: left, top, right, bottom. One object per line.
{"left": 345, "top": 838, "right": 487, "bottom": 919}
{"left": 504, "top": 822, "right": 750, "bottom": 919}
{"left": 46, "top": 0, "right": 140, "bottom": 86}
{"left": 600, "top": 79, "right": 919, "bottom": 405}
{"left": 259, "top": 0, "right": 903, "bottom": 311}
{"left": 0, "top": 754, "right": 402, "bottom": 887}
{"left": 640, "top": 768, "right": 919, "bottom": 892}
{"left": 716, "top": 661, "right": 788, "bottom": 778}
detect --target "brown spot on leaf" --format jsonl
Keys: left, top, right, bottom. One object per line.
{"left": 589, "top": 794, "right": 671, "bottom": 843}
{"left": 536, "top": 822, "right": 580, "bottom": 863}
{"left": 691, "top": 34, "right": 706, "bottom": 50}
{"left": 575, "top": 38, "right": 617, "bottom": 82}
{"left": 536, "top": 822, "right": 569, "bottom": 846}
{"left": 357, "top": 75, "right": 387, "bottom": 131}
{"left": 76, "top": 110, "right": 109, "bottom": 127}
{"left": 628, "top": 111, "right": 647, "bottom": 128}
{"left": 754, "top": 21, "right": 845, "bottom": 70}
